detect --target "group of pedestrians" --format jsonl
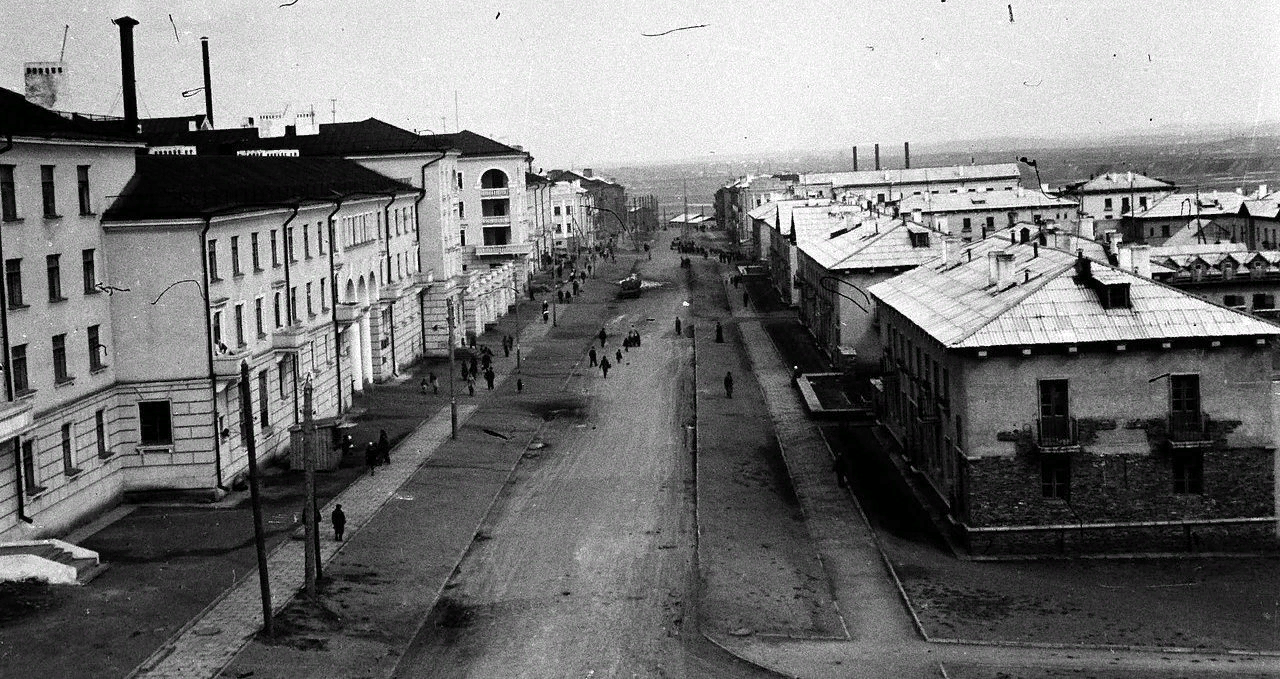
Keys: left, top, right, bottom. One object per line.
{"left": 591, "top": 324, "right": 644, "bottom": 379}
{"left": 365, "top": 429, "right": 392, "bottom": 474}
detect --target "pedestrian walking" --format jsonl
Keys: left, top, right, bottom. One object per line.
{"left": 724, "top": 371, "right": 734, "bottom": 398}
{"left": 481, "top": 352, "right": 492, "bottom": 370}
{"left": 675, "top": 317, "right": 682, "bottom": 335}
{"left": 543, "top": 308, "right": 550, "bottom": 323}
{"left": 332, "top": 504, "right": 346, "bottom": 541}
{"left": 589, "top": 347, "right": 598, "bottom": 366}
{"left": 484, "top": 366, "right": 495, "bottom": 390}
{"left": 468, "top": 377, "right": 476, "bottom": 396}
{"left": 743, "top": 290, "right": 750, "bottom": 308}
{"left": 470, "top": 354, "right": 478, "bottom": 377}
{"left": 715, "top": 321, "right": 724, "bottom": 343}
{"left": 600, "top": 356, "right": 611, "bottom": 378}
{"left": 516, "top": 378, "right": 524, "bottom": 393}
{"left": 421, "top": 376, "right": 430, "bottom": 394}
{"left": 429, "top": 372, "right": 439, "bottom": 395}
{"left": 365, "top": 441, "right": 379, "bottom": 474}
{"left": 503, "top": 335, "right": 511, "bottom": 358}
{"left": 378, "top": 429, "right": 391, "bottom": 465}
{"left": 615, "top": 348, "right": 623, "bottom": 364}
{"left": 598, "top": 327, "right": 607, "bottom": 347}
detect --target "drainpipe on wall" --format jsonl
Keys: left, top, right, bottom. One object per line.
{"left": 325, "top": 199, "right": 345, "bottom": 414}
{"left": 415, "top": 154, "right": 446, "bottom": 358}
{"left": 382, "top": 193, "right": 399, "bottom": 375}
{"left": 200, "top": 214, "right": 229, "bottom": 492}
{"left": 280, "top": 206, "right": 301, "bottom": 424}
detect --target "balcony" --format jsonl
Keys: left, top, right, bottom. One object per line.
{"left": 1167, "top": 412, "right": 1214, "bottom": 448}
{"left": 481, "top": 214, "right": 512, "bottom": 226}
{"left": 412, "top": 270, "right": 434, "bottom": 288}
{"left": 1035, "top": 415, "right": 1080, "bottom": 453}
{"left": 334, "top": 302, "right": 362, "bottom": 325}
{"left": 272, "top": 325, "right": 308, "bottom": 353}
{"left": 379, "top": 280, "right": 405, "bottom": 302}
{"left": 480, "top": 187, "right": 509, "bottom": 198}
{"left": 474, "top": 242, "right": 532, "bottom": 257}
{"left": 212, "top": 347, "right": 252, "bottom": 381}
{"left": 0, "top": 399, "right": 33, "bottom": 441}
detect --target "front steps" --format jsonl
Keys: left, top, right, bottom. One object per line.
{"left": 0, "top": 539, "right": 107, "bottom": 585}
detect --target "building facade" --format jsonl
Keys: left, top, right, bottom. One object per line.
{"left": 898, "top": 189, "right": 1079, "bottom": 241}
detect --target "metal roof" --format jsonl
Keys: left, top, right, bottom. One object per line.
{"left": 1074, "top": 172, "right": 1174, "bottom": 194}
{"left": 869, "top": 237, "right": 1280, "bottom": 349}
{"left": 800, "top": 163, "right": 1021, "bottom": 189}
{"left": 1133, "top": 191, "right": 1247, "bottom": 219}
{"left": 797, "top": 209, "right": 943, "bottom": 271}
{"left": 899, "top": 190, "right": 1076, "bottom": 213}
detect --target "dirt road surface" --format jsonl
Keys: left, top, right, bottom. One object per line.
{"left": 392, "top": 243, "right": 772, "bottom": 678}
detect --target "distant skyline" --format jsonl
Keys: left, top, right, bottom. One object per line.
{"left": 3, "top": 1, "right": 1278, "bottom": 168}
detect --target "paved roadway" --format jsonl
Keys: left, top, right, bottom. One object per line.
{"left": 392, "top": 241, "right": 774, "bottom": 678}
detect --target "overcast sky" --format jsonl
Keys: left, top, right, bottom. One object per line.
{"left": 3, "top": 1, "right": 1278, "bottom": 167}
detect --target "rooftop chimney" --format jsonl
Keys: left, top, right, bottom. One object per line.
{"left": 1260, "top": 183, "right": 1269, "bottom": 197}
{"left": 874, "top": 143, "right": 881, "bottom": 171}
{"left": 23, "top": 61, "right": 67, "bottom": 109}
{"left": 904, "top": 141, "right": 911, "bottom": 169}
{"left": 1118, "top": 243, "right": 1151, "bottom": 278}
{"left": 989, "top": 251, "right": 1015, "bottom": 288}
{"left": 201, "top": 37, "right": 214, "bottom": 128}
{"left": 582, "top": 168, "right": 593, "bottom": 178}
{"left": 114, "top": 16, "right": 140, "bottom": 130}
{"left": 943, "top": 237, "right": 961, "bottom": 268}
{"left": 852, "top": 146, "right": 858, "bottom": 172}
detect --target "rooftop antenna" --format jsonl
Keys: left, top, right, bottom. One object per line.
{"left": 454, "top": 90, "right": 460, "bottom": 131}
{"left": 59, "top": 25, "right": 69, "bottom": 62}
{"left": 329, "top": 98, "right": 336, "bottom": 123}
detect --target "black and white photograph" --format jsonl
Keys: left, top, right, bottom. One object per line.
{"left": 1, "top": 2, "right": 1279, "bottom": 677}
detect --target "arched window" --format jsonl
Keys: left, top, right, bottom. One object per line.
{"left": 481, "top": 169, "right": 508, "bottom": 189}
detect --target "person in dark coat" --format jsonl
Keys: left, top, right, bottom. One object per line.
{"left": 481, "top": 352, "right": 491, "bottom": 370}
{"left": 743, "top": 291, "right": 750, "bottom": 307}
{"left": 484, "top": 366, "right": 495, "bottom": 390}
{"left": 470, "top": 354, "right": 479, "bottom": 377}
{"left": 589, "top": 347, "right": 598, "bottom": 366}
{"left": 468, "top": 376, "right": 476, "bottom": 396}
{"left": 715, "top": 321, "right": 724, "bottom": 343}
{"left": 378, "top": 429, "right": 391, "bottom": 465}
{"left": 365, "top": 441, "right": 379, "bottom": 474}
{"left": 674, "top": 317, "right": 682, "bottom": 335}
{"left": 600, "top": 356, "right": 611, "bottom": 377}
{"left": 516, "top": 378, "right": 524, "bottom": 393}
{"left": 598, "top": 327, "right": 608, "bottom": 347}
{"left": 615, "top": 348, "right": 623, "bottom": 364}
{"left": 724, "top": 371, "right": 734, "bottom": 398}
{"left": 429, "top": 372, "right": 439, "bottom": 395}
{"left": 332, "top": 504, "right": 346, "bottom": 541}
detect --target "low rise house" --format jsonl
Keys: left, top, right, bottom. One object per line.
{"left": 1062, "top": 171, "right": 1174, "bottom": 233}
{"left": 869, "top": 234, "right": 1279, "bottom": 554}
{"left": 899, "top": 189, "right": 1079, "bottom": 241}
{"left": 800, "top": 163, "right": 1022, "bottom": 205}
{"left": 1120, "top": 190, "right": 1249, "bottom": 247}
{"left": 1145, "top": 242, "right": 1280, "bottom": 320}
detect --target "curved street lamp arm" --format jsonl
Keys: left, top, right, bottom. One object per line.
{"left": 818, "top": 275, "right": 871, "bottom": 313}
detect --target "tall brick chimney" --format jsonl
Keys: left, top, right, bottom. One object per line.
{"left": 114, "top": 16, "right": 140, "bottom": 130}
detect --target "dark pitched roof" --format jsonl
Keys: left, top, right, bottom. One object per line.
{"left": 526, "top": 172, "right": 550, "bottom": 185}
{"left": 0, "top": 87, "right": 139, "bottom": 143}
{"left": 418, "top": 130, "right": 527, "bottom": 157}
{"left": 102, "top": 155, "right": 414, "bottom": 221}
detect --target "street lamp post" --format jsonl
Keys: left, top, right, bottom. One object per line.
{"left": 446, "top": 299, "right": 458, "bottom": 438}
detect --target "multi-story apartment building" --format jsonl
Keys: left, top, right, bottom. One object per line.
{"left": 800, "top": 163, "right": 1023, "bottom": 205}
{"left": 548, "top": 180, "right": 595, "bottom": 257}
{"left": 750, "top": 198, "right": 834, "bottom": 305}
{"left": 0, "top": 88, "right": 142, "bottom": 540}
{"left": 1061, "top": 171, "right": 1174, "bottom": 234}
{"left": 525, "top": 172, "right": 554, "bottom": 270}
{"left": 547, "top": 169, "right": 626, "bottom": 243}
{"left": 899, "top": 188, "right": 1079, "bottom": 241}
{"left": 869, "top": 234, "right": 1280, "bottom": 554}
{"left": 1119, "top": 190, "right": 1250, "bottom": 247}
{"left": 100, "top": 155, "right": 421, "bottom": 495}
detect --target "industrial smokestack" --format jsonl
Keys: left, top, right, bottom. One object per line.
{"left": 874, "top": 143, "right": 881, "bottom": 171}
{"left": 852, "top": 146, "right": 858, "bottom": 171}
{"left": 201, "top": 37, "right": 214, "bottom": 128}
{"left": 904, "top": 141, "right": 911, "bottom": 169}
{"left": 114, "top": 16, "right": 139, "bottom": 130}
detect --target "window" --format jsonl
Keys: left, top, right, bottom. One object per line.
{"left": 1103, "top": 198, "right": 1113, "bottom": 211}
{"left": 317, "top": 223, "right": 325, "bottom": 255}
{"left": 303, "top": 226, "right": 311, "bottom": 259}
{"left": 212, "top": 310, "right": 223, "bottom": 347}
{"left": 962, "top": 217, "right": 971, "bottom": 231}
{"left": 554, "top": 205, "right": 561, "bottom": 216}
{"left": 207, "top": 239, "right": 220, "bottom": 280}
{"left": 456, "top": 171, "right": 463, "bottom": 190}
{"left": 0, "top": 165, "right": 16, "bottom": 221}
{"left": 270, "top": 229, "right": 280, "bottom": 267}
{"left": 1253, "top": 293, "right": 1275, "bottom": 310}
{"left": 95, "top": 409, "right": 109, "bottom": 458}
{"left": 459, "top": 228, "right": 466, "bottom": 247}
{"left": 258, "top": 370, "right": 270, "bottom": 429}
{"left": 1121, "top": 197, "right": 1131, "bottom": 214}
{"left": 255, "top": 297, "right": 265, "bottom": 337}
{"left": 251, "top": 232, "right": 261, "bottom": 270}
{"left": 230, "top": 236, "right": 242, "bottom": 275}
{"left": 1172, "top": 450, "right": 1204, "bottom": 494}
{"left": 81, "top": 249, "right": 96, "bottom": 294}
{"left": 1170, "top": 374, "right": 1201, "bottom": 431}
{"left": 1224, "top": 294, "right": 1245, "bottom": 308}
{"left": 319, "top": 278, "right": 327, "bottom": 310}
{"left": 565, "top": 205, "right": 572, "bottom": 215}
{"left": 52, "top": 333, "right": 69, "bottom": 382}
{"left": 21, "top": 439, "right": 38, "bottom": 495}
{"left": 273, "top": 292, "right": 282, "bottom": 328}
{"left": 278, "top": 359, "right": 288, "bottom": 398}
{"left": 46, "top": 254, "right": 63, "bottom": 301}
{"left": 1140, "top": 196, "right": 1149, "bottom": 210}
{"left": 985, "top": 216, "right": 995, "bottom": 231}
{"left": 11, "top": 344, "right": 28, "bottom": 393}
{"left": 287, "top": 227, "right": 296, "bottom": 262}
{"left": 88, "top": 324, "right": 104, "bottom": 371}
{"left": 234, "top": 303, "right": 245, "bottom": 347}
{"left": 1161, "top": 224, "right": 1170, "bottom": 238}
{"left": 5, "top": 258, "right": 23, "bottom": 308}
{"left": 61, "top": 423, "right": 78, "bottom": 475}
{"left": 458, "top": 202, "right": 465, "bottom": 220}
{"left": 77, "top": 165, "right": 91, "bottom": 215}
{"left": 138, "top": 401, "right": 173, "bottom": 445}
{"left": 1041, "top": 458, "right": 1070, "bottom": 500}
{"left": 290, "top": 287, "right": 298, "bottom": 324}
{"left": 306, "top": 282, "right": 314, "bottom": 317}
{"left": 41, "top": 165, "right": 57, "bottom": 217}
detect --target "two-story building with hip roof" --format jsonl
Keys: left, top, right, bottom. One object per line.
{"left": 100, "top": 155, "right": 419, "bottom": 496}
{"left": 1120, "top": 190, "right": 1250, "bottom": 247}
{"left": 793, "top": 208, "right": 944, "bottom": 372}
{"left": 869, "top": 233, "right": 1280, "bottom": 554}
{"left": 1062, "top": 171, "right": 1175, "bottom": 234}
{"left": 898, "top": 188, "right": 1079, "bottom": 241}
{"left": 800, "top": 163, "right": 1023, "bottom": 206}
{"left": 750, "top": 197, "right": 834, "bottom": 301}
{"left": 0, "top": 87, "right": 143, "bottom": 540}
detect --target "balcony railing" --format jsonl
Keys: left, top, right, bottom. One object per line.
{"left": 272, "top": 325, "right": 308, "bottom": 353}
{"left": 379, "top": 281, "right": 405, "bottom": 302}
{"left": 1168, "top": 411, "right": 1213, "bottom": 447}
{"left": 481, "top": 214, "right": 512, "bottom": 225}
{"left": 334, "top": 302, "right": 362, "bottom": 325}
{"left": 474, "top": 242, "right": 532, "bottom": 257}
{"left": 1035, "top": 415, "right": 1079, "bottom": 452}
{"left": 212, "top": 348, "right": 251, "bottom": 380}
{"left": 480, "top": 187, "right": 509, "bottom": 198}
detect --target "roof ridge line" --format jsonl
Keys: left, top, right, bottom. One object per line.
{"left": 946, "top": 257, "right": 1076, "bottom": 348}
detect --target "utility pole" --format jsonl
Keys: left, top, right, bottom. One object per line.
{"left": 302, "top": 375, "right": 318, "bottom": 598}
{"left": 238, "top": 361, "right": 273, "bottom": 636}
{"left": 447, "top": 299, "right": 458, "bottom": 438}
